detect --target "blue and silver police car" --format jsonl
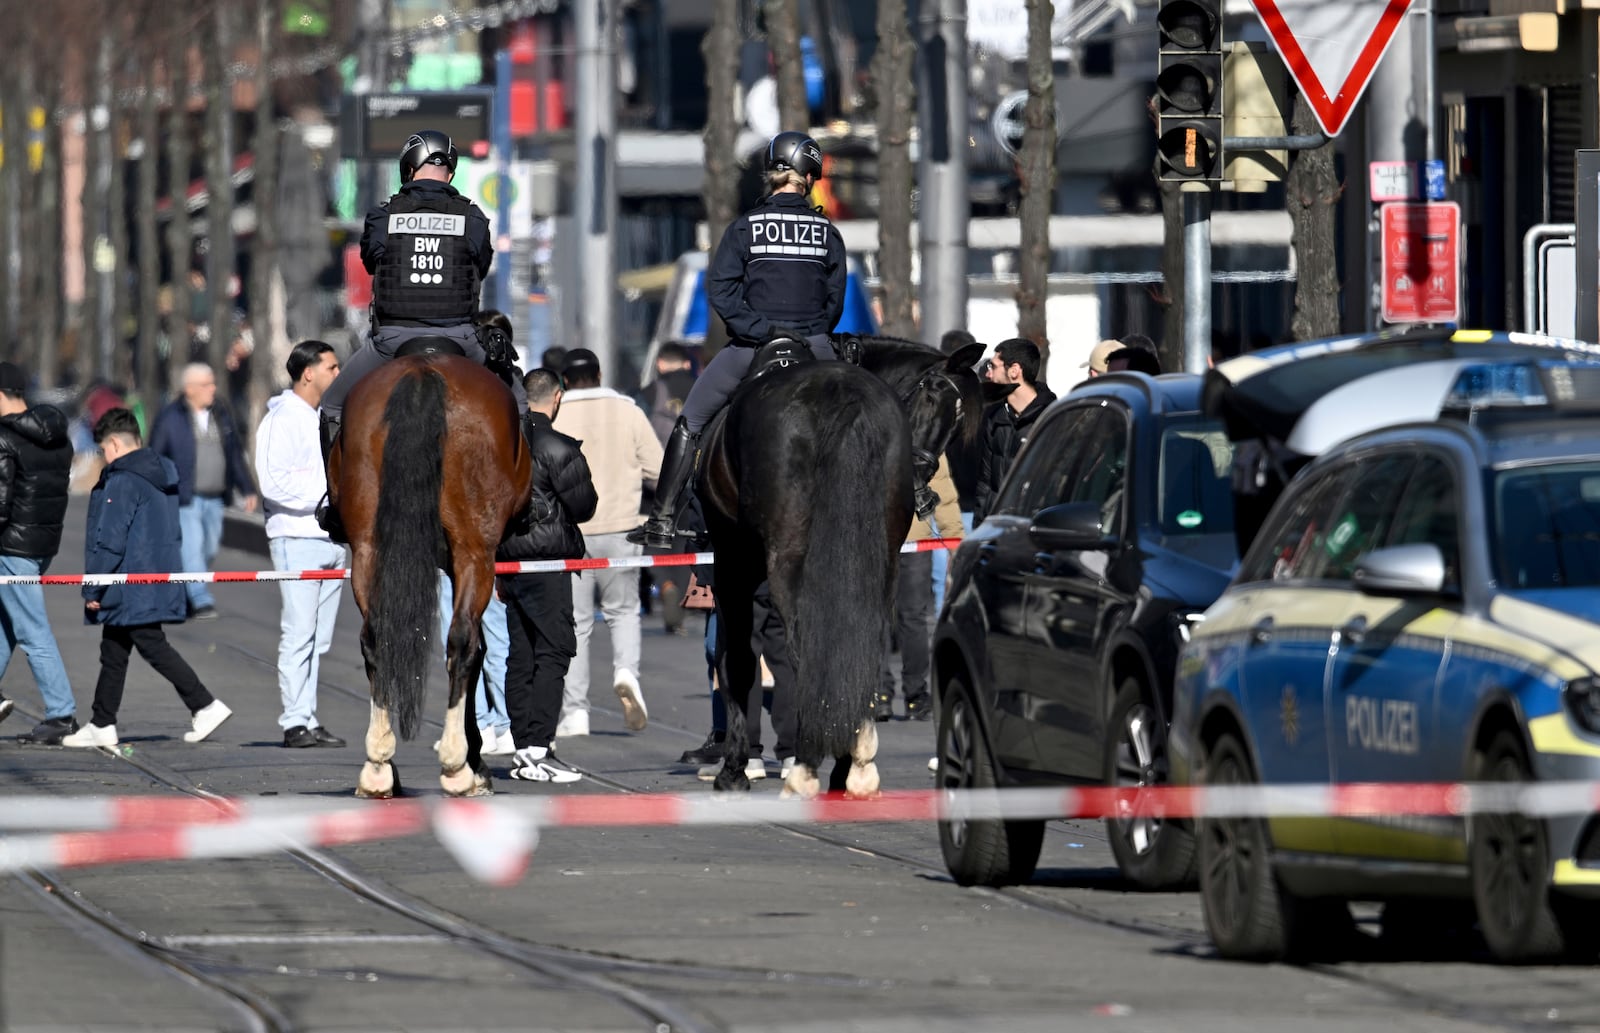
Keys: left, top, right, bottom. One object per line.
{"left": 1172, "top": 336, "right": 1600, "bottom": 963}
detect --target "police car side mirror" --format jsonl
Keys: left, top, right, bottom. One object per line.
{"left": 1351, "top": 544, "right": 1452, "bottom": 598}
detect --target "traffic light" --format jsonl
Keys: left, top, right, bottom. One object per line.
{"left": 1156, "top": 0, "right": 1224, "bottom": 183}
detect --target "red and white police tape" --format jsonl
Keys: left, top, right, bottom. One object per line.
{"left": 0, "top": 538, "right": 963, "bottom": 586}
{"left": 4, "top": 782, "right": 1599, "bottom": 885}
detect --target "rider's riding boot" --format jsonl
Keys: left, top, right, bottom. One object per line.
{"left": 627, "top": 417, "right": 698, "bottom": 549}
{"left": 315, "top": 412, "right": 348, "bottom": 544}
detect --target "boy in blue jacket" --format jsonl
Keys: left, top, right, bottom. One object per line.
{"left": 62, "top": 409, "right": 232, "bottom": 748}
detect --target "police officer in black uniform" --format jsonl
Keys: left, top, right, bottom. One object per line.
{"left": 628, "top": 131, "right": 847, "bottom": 549}
{"left": 319, "top": 129, "right": 526, "bottom": 457}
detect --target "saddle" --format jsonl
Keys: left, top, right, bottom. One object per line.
{"left": 394, "top": 335, "right": 467, "bottom": 359}
{"left": 746, "top": 336, "right": 815, "bottom": 382}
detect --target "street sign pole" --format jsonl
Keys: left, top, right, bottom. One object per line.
{"left": 493, "top": 49, "right": 513, "bottom": 319}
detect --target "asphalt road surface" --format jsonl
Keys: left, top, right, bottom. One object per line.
{"left": 1, "top": 500, "right": 1596, "bottom": 1032}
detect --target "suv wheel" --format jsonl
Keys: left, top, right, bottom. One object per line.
{"left": 1198, "top": 732, "right": 1308, "bottom": 960}
{"left": 1104, "top": 676, "right": 1195, "bottom": 889}
{"left": 936, "top": 675, "right": 1043, "bottom": 886}
{"left": 1470, "top": 731, "right": 1567, "bottom": 962}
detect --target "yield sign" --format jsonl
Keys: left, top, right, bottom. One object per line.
{"left": 1251, "top": 0, "right": 1415, "bottom": 138}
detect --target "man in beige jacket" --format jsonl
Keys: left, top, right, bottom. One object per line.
{"left": 876, "top": 453, "right": 963, "bottom": 722}
{"left": 551, "top": 349, "right": 664, "bottom": 736}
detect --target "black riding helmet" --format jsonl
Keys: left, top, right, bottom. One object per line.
{"left": 398, "top": 130, "right": 459, "bottom": 183}
{"left": 765, "top": 131, "right": 824, "bottom": 180}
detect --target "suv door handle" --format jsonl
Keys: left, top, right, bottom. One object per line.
{"left": 977, "top": 543, "right": 996, "bottom": 567}
{"left": 1248, "top": 617, "right": 1274, "bottom": 646}
{"left": 1340, "top": 615, "right": 1368, "bottom": 646}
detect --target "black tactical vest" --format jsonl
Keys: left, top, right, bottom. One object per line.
{"left": 372, "top": 192, "right": 481, "bottom": 325}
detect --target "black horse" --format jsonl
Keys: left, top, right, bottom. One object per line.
{"left": 699, "top": 335, "right": 991, "bottom": 797}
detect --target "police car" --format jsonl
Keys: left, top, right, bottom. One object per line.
{"left": 1172, "top": 335, "right": 1600, "bottom": 963}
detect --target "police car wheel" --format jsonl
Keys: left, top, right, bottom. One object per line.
{"left": 1104, "top": 676, "right": 1196, "bottom": 890}
{"left": 936, "top": 674, "right": 1044, "bottom": 887}
{"left": 1469, "top": 731, "right": 1567, "bottom": 963}
{"left": 1198, "top": 732, "right": 1306, "bottom": 961}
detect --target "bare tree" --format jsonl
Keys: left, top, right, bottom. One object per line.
{"left": 79, "top": 23, "right": 115, "bottom": 385}
{"left": 1286, "top": 92, "right": 1340, "bottom": 341}
{"left": 700, "top": 0, "right": 741, "bottom": 359}
{"left": 872, "top": 0, "right": 915, "bottom": 339}
{"left": 136, "top": 6, "right": 167, "bottom": 417}
{"left": 765, "top": 0, "right": 808, "bottom": 133}
{"left": 109, "top": 51, "right": 134, "bottom": 391}
{"left": 0, "top": 54, "right": 22, "bottom": 352}
{"left": 204, "top": 0, "right": 238, "bottom": 377}
{"left": 1016, "top": 0, "right": 1055, "bottom": 358}
{"left": 166, "top": 11, "right": 197, "bottom": 386}
{"left": 248, "top": 0, "right": 284, "bottom": 428}
{"left": 34, "top": 64, "right": 63, "bottom": 387}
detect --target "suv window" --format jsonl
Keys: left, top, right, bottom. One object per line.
{"left": 1238, "top": 464, "right": 1356, "bottom": 584}
{"left": 1386, "top": 453, "right": 1462, "bottom": 590}
{"left": 1311, "top": 454, "right": 1417, "bottom": 582}
{"left": 1064, "top": 407, "right": 1130, "bottom": 530}
{"left": 1158, "top": 418, "right": 1234, "bottom": 537}
{"left": 1493, "top": 461, "right": 1600, "bottom": 588}
{"left": 994, "top": 406, "right": 1094, "bottom": 516}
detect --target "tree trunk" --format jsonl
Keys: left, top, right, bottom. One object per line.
{"left": 165, "top": 17, "right": 195, "bottom": 384}
{"left": 1286, "top": 92, "right": 1340, "bottom": 342}
{"left": 80, "top": 28, "right": 115, "bottom": 386}
{"left": 35, "top": 77, "right": 62, "bottom": 387}
{"left": 248, "top": 0, "right": 283, "bottom": 432}
{"left": 872, "top": 0, "right": 915, "bottom": 339}
{"left": 1158, "top": 179, "right": 1185, "bottom": 373}
{"left": 137, "top": 51, "right": 164, "bottom": 415}
{"left": 1016, "top": 0, "right": 1055, "bottom": 361}
{"left": 700, "top": 0, "right": 741, "bottom": 360}
{"left": 766, "top": 0, "right": 808, "bottom": 133}
{"left": 0, "top": 58, "right": 22, "bottom": 350}
{"left": 204, "top": 0, "right": 237, "bottom": 378}
{"left": 109, "top": 78, "right": 133, "bottom": 390}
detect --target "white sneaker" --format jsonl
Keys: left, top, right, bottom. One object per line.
{"left": 746, "top": 755, "right": 767, "bottom": 781}
{"left": 183, "top": 701, "right": 232, "bottom": 743}
{"left": 62, "top": 723, "right": 118, "bottom": 748}
{"left": 554, "top": 710, "right": 589, "bottom": 737}
{"left": 928, "top": 755, "right": 938, "bottom": 775}
{"left": 780, "top": 757, "right": 796, "bottom": 779}
{"left": 480, "top": 726, "right": 514, "bottom": 756}
{"left": 613, "top": 669, "right": 648, "bottom": 731}
{"left": 508, "top": 746, "right": 583, "bottom": 783}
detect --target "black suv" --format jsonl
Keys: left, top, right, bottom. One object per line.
{"left": 932, "top": 373, "right": 1238, "bottom": 889}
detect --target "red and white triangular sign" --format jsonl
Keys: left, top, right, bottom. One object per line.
{"left": 1251, "top": 0, "right": 1415, "bottom": 138}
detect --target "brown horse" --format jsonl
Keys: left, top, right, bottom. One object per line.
{"left": 327, "top": 353, "right": 532, "bottom": 798}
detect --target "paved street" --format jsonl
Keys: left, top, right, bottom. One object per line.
{"left": 1, "top": 500, "right": 1596, "bottom": 1032}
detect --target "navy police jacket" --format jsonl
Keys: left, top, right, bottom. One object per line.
{"left": 707, "top": 192, "right": 847, "bottom": 343}
{"left": 83, "top": 448, "right": 189, "bottom": 627}
{"left": 361, "top": 180, "right": 493, "bottom": 327}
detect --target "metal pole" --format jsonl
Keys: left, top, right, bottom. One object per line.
{"left": 359, "top": 0, "right": 391, "bottom": 217}
{"left": 1365, "top": 2, "right": 1429, "bottom": 330}
{"left": 916, "top": 0, "right": 968, "bottom": 348}
{"left": 493, "top": 49, "right": 513, "bottom": 318}
{"left": 1182, "top": 190, "right": 1211, "bottom": 374}
{"left": 574, "top": 0, "right": 618, "bottom": 379}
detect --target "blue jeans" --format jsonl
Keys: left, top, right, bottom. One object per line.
{"left": 178, "top": 495, "right": 225, "bottom": 610}
{"left": 0, "top": 554, "right": 76, "bottom": 720}
{"left": 269, "top": 537, "right": 345, "bottom": 730}
{"left": 438, "top": 572, "right": 509, "bottom": 733}
{"left": 931, "top": 511, "right": 973, "bottom": 615}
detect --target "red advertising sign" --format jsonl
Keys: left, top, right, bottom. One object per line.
{"left": 1380, "top": 202, "right": 1460, "bottom": 324}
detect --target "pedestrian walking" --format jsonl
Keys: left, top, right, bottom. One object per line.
{"left": 0, "top": 361, "right": 80, "bottom": 744}
{"left": 638, "top": 340, "right": 698, "bottom": 633}
{"left": 254, "top": 341, "right": 347, "bottom": 749}
{"left": 551, "top": 348, "right": 662, "bottom": 736}
{"left": 878, "top": 453, "right": 963, "bottom": 721}
{"left": 63, "top": 409, "right": 231, "bottom": 748}
{"left": 149, "top": 362, "right": 258, "bottom": 619}
{"left": 498, "top": 368, "right": 597, "bottom": 782}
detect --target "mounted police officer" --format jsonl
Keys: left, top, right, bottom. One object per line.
{"left": 318, "top": 130, "right": 526, "bottom": 465}
{"left": 628, "top": 131, "right": 847, "bottom": 549}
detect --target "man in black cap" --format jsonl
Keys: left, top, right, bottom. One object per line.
{"left": 0, "top": 362, "right": 80, "bottom": 743}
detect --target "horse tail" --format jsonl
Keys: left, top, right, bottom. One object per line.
{"left": 370, "top": 365, "right": 447, "bottom": 741}
{"left": 794, "top": 402, "right": 899, "bottom": 759}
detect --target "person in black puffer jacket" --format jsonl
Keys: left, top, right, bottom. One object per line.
{"left": 497, "top": 367, "right": 599, "bottom": 783}
{"left": 973, "top": 338, "right": 1057, "bottom": 523}
{"left": 0, "top": 361, "right": 81, "bottom": 744}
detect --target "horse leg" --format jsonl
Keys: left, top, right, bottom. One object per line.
{"left": 439, "top": 563, "right": 493, "bottom": 797}
{"left": 713, "top": 570, "right": 759, "bottom": 793}
{"left": 356, "top": 620, "right": 402, "bottom": 798}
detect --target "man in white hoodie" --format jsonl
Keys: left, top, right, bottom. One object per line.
{"left": 255, "top": 341, "right": 347, "bottom": 748}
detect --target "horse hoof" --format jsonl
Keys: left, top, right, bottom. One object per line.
{"left": 713, "top": 770, "right": 751, "bottom": 793}
{"left": 844, "top": 761, "right": 881, "bottom": 799}
{"left": 356, "top": 761, "right": 397, "bottom": 799}
{"left": 440, "top": 765, "right": 482, "bottom": 797}
{"left": 781, "top": 767, "right": 821, "bottom": 800}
